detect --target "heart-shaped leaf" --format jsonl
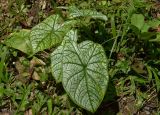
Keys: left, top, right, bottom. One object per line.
{"left": 30, "top": 14, "right": 76, "bottom": 54}
{"left": 69, "top": 6, "right": 108, "bottom": 21}
{"left": 51, "top": 29, "right": 78, "bottom": 82}
{"left": 4, "top": 29, "right": 33, "bottom": 54}
{"left": 131, "top": 14, "right": 144, "bottom": 30}
{"left": 51, "top": 39, "right": 109, "bottom": 112}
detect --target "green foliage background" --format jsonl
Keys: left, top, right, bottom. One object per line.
{"left": 0, "top": 0, "right": 160, "bottom": 114}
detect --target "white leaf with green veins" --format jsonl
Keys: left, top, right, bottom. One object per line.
{"left": 51, "top": 45, "right": 64, "bottom": 82}
{"left": 69, "top": 6, "right": 108, "bottom": 21}
{"left": 51, "top": 39, "right": 109, "bottom": 112}
{"left": 51, "top": 29, "right": 78, "bottom": 82}
{"left": 30, "top": 14, "right": 76, "bottom": 54}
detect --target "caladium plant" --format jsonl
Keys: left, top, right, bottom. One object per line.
{"left": 51, "top": 30, "right": 109, "bottom": 112}
{"left": 4, "top": 6, "right": 109, "bottom": 113}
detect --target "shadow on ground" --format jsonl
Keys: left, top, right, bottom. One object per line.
{"left": 94, "top": 80, "right": 119, "bottom": 115}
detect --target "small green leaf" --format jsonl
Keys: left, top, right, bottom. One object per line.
{"left": 68, "top": 6, "right": 108, "bottom": 21}
{"left": 4, "top": 29, "right": 32, "bottom": 54}
{"left": 146, "top": 65, "right": 153, "bottom": 82}
{"left": 140, "top": 32, "right": 156, "bottom": 40}
{"left": 141, "top": 23, "right": 150, "bottom": 33}
{"left": 47, "top": 99, "right": 52, "bottom": 115}
{"left": 150, "top": 33, "right": 160, "bottom": 42}
{"left": 147, "top": 20, "right": 160, "bottom": 28}
{"left": 131, "top": 14, "right": 144, "bottom": 30}
{"left": 141, "top": 20, "right": 160, "bottom": 33}
{"left": 51, "top": 39, "right": 109, "bottom": 112}
{"left": 30, "top": 14, "right": 76, "bottom": 54}
{"left": 0, "top": 84, "right": 4, "bottom": 97}
{"left": 152, "top": 69, "right": 160, "bottom": 91}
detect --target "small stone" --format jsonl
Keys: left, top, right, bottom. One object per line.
{"left": 144, "top": 106, "right": 150, "bottom": 110}
{"left": 145, "top": 111, "right": 150, "bottom": 115}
